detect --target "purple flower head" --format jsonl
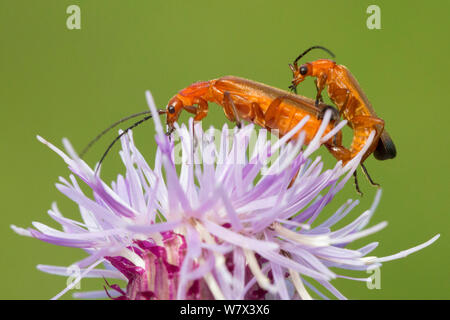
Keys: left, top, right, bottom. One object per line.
{"left": 12, "top": 91, "right": 439, "bottom": 300}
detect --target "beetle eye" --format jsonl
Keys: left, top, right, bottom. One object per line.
{"left": 168, "top": 105, "right": 175, "bottom": 114}
{"left": 299, "top": 66, "right": 308, "bottom": 75}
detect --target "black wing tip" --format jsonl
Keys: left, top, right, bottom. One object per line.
{"left": 374, "top": 150, "right": 396, "bottom": 160}
{"left": 374, "top": 139, "right": 397, "bottom": 160}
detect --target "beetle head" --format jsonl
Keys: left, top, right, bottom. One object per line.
{"left": 289, "top": 46, "right": 335, "bottom": 93}
{"left": 289, "top": 62, "right": 313, "bottom": 92}
{"left": 166, "top": 97, "right": 183, "bottom": 133}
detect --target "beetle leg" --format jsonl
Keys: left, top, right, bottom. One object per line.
{"left": 333, "top": 129, "right": 343, "bottom": 147}
{"left": 181, "top": 101, "right": 208, "bottom": 145}
{"left": 250, "top": 102, "right": 265, "bottom": 126}
{"left": 351, "top": 115, "right": 385, "bottom": 144}
{"left": 192, "top": 97, "right": 209, "bottom": 122}
{"left": 264, "top": 97, "right": 284, "bottom": 128}
{"left": 221, "top": 94, "right": 237, "bottom": 122}
{"left": 338, "top": 90, "right": 354, "bottom": 116}
{"left": 183, "top": 105, "right": 198, "bottom": 114}
{"left": 182, "top": 98, "right": 208, "bottom": 152}
{"left": 353, "top": 171, "right": 363, "bottom": 196}
{"left": 324, "top": 142, "right": 353, "bottom": 164}
{"left": 181, "top": 101, "right": 209, "bottom": 120}
{"left": 314, "top": 79, "right": 323, "bottom": 106}
{"left": 314, "top": 74, "right": 327, "bottom": 106}
{"left": 361, "top": 163, "right": 380, "bottom": 187}
{"left": 223, "top": 92, "right": 243, "bottom": 128}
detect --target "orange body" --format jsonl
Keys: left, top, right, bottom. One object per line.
{"left": 290, "top": 58, "right": 396, "bottom": 163}
{"left": 165, "top": 76, "right": 341, "bottom": 148}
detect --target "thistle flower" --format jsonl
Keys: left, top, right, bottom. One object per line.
{"left": 12, "top": 91, "right": 439, "bottom": 300}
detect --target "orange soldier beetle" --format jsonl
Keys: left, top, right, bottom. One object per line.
{"left": 288, "top": 46, "right": 397, "bottom": 188}
{"left": 165, "top": 75, "right": 343, "bottom": 152}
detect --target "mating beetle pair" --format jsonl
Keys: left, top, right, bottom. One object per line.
{"left": 84, "top": 46, "right": 396, "bottom": 194}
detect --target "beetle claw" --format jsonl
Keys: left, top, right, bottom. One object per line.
{"left": 289, "top": 84, "right": 297, "bottom": 94}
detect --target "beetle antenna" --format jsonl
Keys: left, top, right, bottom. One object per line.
{"left": 80, "top": 110, "right": 152, "bottom": 158}
{"left": 94, "top": 109, "right": 166, "bottom": 175}
{"left": 293, "top": 46, "right": 335, "bottom": 66}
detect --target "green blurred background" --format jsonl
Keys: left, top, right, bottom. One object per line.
{"left": 1, "top": 0, "right": 449, "bottom": 299}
